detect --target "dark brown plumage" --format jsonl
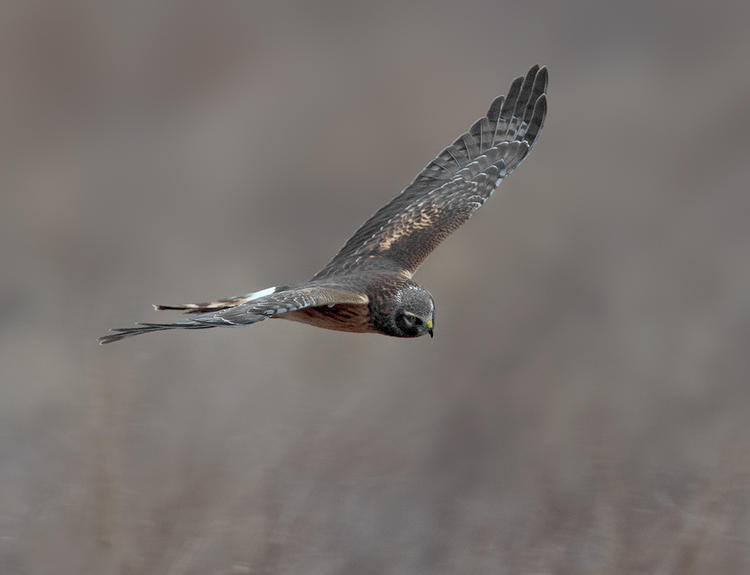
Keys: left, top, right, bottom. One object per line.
{"left": 99, "top": 65, "right": 548, "bottom": 344}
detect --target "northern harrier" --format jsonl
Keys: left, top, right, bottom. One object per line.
{"left": 100, "top": 65, "right": 547, "bottom": 344}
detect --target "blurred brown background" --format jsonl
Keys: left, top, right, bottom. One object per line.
{"left": 2, "top": 1, "right": 750, "bottom": 573}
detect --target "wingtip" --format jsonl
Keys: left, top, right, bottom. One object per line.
{"left": 523, "top": 93, "right": 547, "bottom": 148}
{"left": 535, "top": 93, "right": 548, "bottom": 116}
{"left": 97, "top": 333, "right": 114, "bottom": 345}
{"left": 536, "top": 66, "right": 549, "bottom": 87}
{"left": 528, "top": 65, "right": 549, "bottom": 94}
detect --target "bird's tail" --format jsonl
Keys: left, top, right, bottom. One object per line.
{"left": 98, "top": 285, "right": 284, "bottom": 344}
{"left": 153, "top": 295, "right": 251, "bottom": 314}
{"left": 152, "top": 285, "right": 285, "bottom": 314}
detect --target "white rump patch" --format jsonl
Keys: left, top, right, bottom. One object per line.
{"left": 246, "top": 286, "right": 276, "bottom": 301}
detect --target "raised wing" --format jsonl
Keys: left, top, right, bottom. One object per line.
{"left": 99, "top": 283, "right": 368, "bottom": 344}
{"left": 314, "top": 64, "right": 547, "bottom": 278}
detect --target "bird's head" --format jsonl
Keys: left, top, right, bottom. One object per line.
{"left": 374, "top": 284, "right": 434, "bottom": 338}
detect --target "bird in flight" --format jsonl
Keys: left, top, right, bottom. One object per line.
{"left": 100, "top": 65, "right": 547, "bottom": 344}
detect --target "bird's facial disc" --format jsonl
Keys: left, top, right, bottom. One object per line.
{"left": 391, "top": 285, "right": 435, "bottom": 338}
{"left": 402, "top": 311, "right": 434, "bottom": 338}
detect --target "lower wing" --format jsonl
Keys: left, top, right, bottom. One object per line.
{"left": 99, "top": 283, "right": 368, "bottom": 344}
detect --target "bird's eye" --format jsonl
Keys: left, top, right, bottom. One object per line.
{"left": 401, "top": 313, "right": 416, "bottom": 327}
{"left": 414, "top": 317, "right": 423, "bottom": 326}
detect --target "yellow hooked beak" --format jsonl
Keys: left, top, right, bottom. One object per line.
{"left": 426, "top": 318, "right": 433, "bottom": 338}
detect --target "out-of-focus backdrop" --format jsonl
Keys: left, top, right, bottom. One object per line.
{"left": 2, "top": 2, "right": 750, "bottom": 573}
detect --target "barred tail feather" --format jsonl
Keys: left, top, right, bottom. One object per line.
{"left": 99, "top": 285, "right": 282, "bottom": 344}
{"left": 154, "top": 297, "right": 248, "bottom": 314}
{"left": 153, "top": 286, "right": 282, "bottom": 315}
